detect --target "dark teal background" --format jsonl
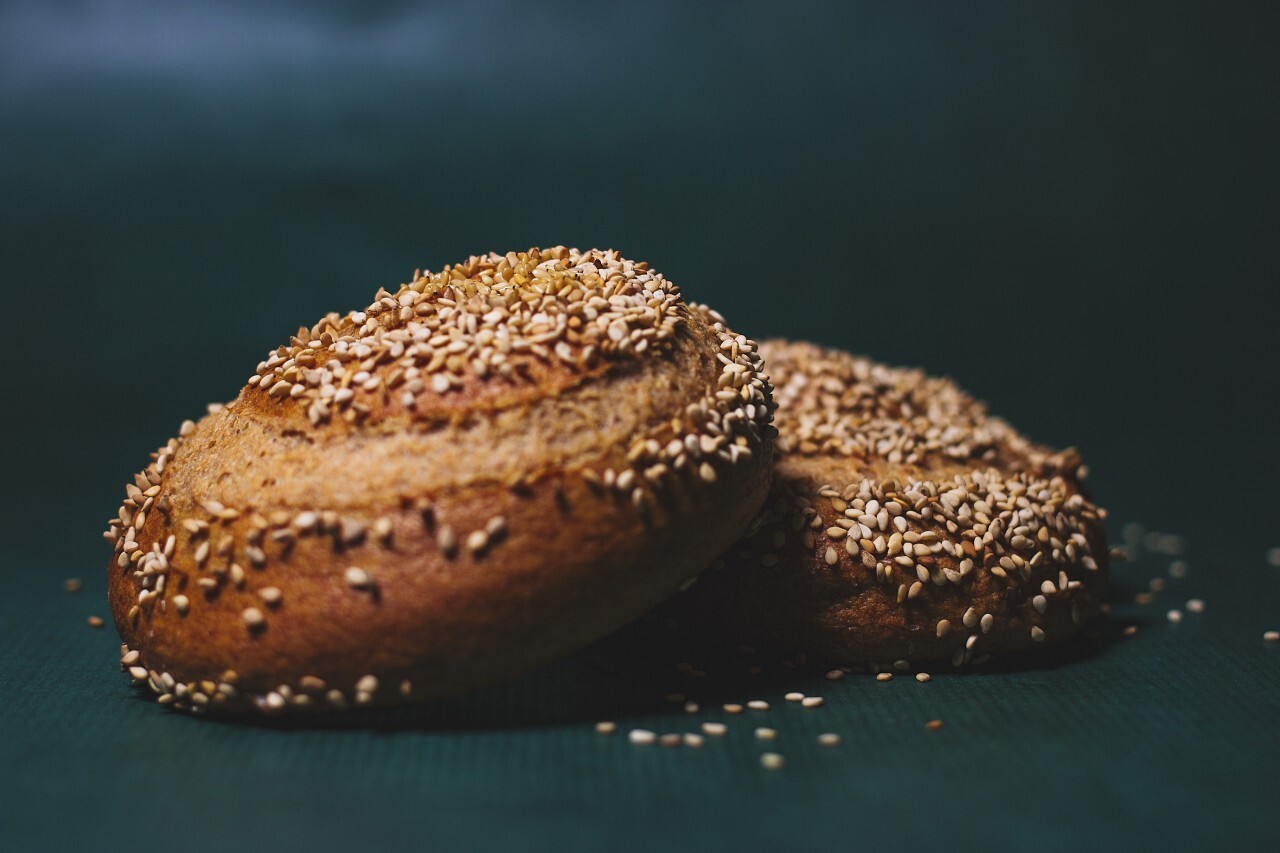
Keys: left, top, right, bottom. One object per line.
{"left": 2, "top": 2, "right": 1278, "bottom": 850}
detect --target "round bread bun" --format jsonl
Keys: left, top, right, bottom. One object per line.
{"left": 665, "top": 340, "right": 1108, "bottom": 667}
{"left": 105, "top": 247, "right": 775, "bottom": 714}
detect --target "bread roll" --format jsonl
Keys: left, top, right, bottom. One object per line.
{"left": 666, "top": 340, "right": 1107, "bottom": 667}
{"left": 106, "top": 247, "right": 775, "bottom": 714}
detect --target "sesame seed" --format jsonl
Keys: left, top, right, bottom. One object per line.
{"left": 1264, "top": 631, "right": 1280, "bottom": 642}
{"left": 1268, "top": 548, "right": 1280, "bottom": 568}
{"left": 658, "top": 733, "right": 681, "bottom": 747}
{"left": 64, "top": 578, "right": 82, "bottom": 593}
{"left": 925, "top": 719, "right": 944, "bottom": 731}
{"left": 876, "top": 673, "right": 893, "bottom": 682}
{"left": 915, "top": 672, "right": 931, "bottom": 683}
{"left": 936, "top": 619, "right": 951, "bottom": 638}
{"left": 784, "top": 692, "right": 805, "bottom": 702}
{"left": 466, "top": 529, "right": 489, "bottom": 554}
{"left": 1030, "top": 626, "right": 1046, "bottom": 642}
{"left": 595, "top": 721, "right": 617, "bottom": 734}
{"left": 1123, "top": 625, "right": 1139, "bottom": 636}
{"left": 684, "top": 701, "right": 700, "bottom": 714}
{"left": 760, "top": 753, "right": 785, "bottom": 770}
{"left": 683, "top": 733, "right": 705, "bottom": 748}
{"left": 87, "top": 616, "right": 104, "bottom": 629}
{"left": 259, "top": 586, "right": 282, "bottom": 606}
{"left": 241, "top": 607, "right": 265, "bottom": 629}
{"left": 1186, "top": 598, "right": 1205, "bottom": 614}
{"left": 1167, "top": 609, "right": 1183, "bottom": 623}
{"left": 755, "top": 727, "right": 778, "bottom": 740}
{"left": 825, "top": 669, "right": 845, "bottom": 681}
{"left": 723, "top": 704, "right": 744, "bottom": 714}
{"left": 747, "top": 700, "right": 769, "bottom": 711}
{"left": 344, "top": 567, "right": 372, "bottom": 589}
{"left": 173, "top": 595, "right": 190, "bottom": 615}
{"left": 801, "top": 696, "right": 825, "bottom": 708}
{"left": 817, "top": 733, "right": 841, "bottom": 747}
{"left": 702, "top": 722, "right": 728, "bottom": 736}
{"left": 628, "top": 729, "right": 657, "bottom": 745}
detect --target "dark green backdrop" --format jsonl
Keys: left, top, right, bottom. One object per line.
{"left": 2, "top": 2, "right": 1277, "bottom": 851}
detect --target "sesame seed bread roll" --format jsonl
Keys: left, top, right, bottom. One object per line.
{"left": 105, "top": 247, "right": 775, "bottom": 715}
{"left": 666, "top": 340, "right": 1107, "bottom": 667}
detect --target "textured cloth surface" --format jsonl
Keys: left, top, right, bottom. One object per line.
{"left": 3, "top": 538, "right": 1279, "bottom": 851}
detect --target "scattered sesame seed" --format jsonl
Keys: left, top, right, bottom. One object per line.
{"left": 876, "top": 673, "right": 893, "bottom": 682}
{"left": 723, "top": 704, "right": 744, "bottom": 715}
{"left": 825, "top": 669, "right": 845, "bottom": 681}
{"left": 241, "top": 607, "right": 265, "bottom": 629}
{"left": 1167, "top": 609, "right": 1183, "bottom": 623}
{"left": 747, "top": 700, "right": 769, "bottom": 711}
{"left": 682, "top": 733, "right": 705, "bottom": 748}
{"left": 760, "top": 753, "right": 785, "bottom": 770}
{"left": 87, "top": 616, "right": 104, "bottom": 629}
{"left": 259, "top": 586, "right": 283, "bottom": 606}
{"left": 683, "top": 701, "right": 700, "bottom": 714}
{"left": 1030, "top": 626, "right": 1046, "bottom": 642}
{"left": 784, "top": 692, "right": 805, "bottom": 702}
{"left": 1186, "top": 598, "right": 1205, "bottom": 614}
{"left": 629, "top": 729, "right": 657, "bottom": 745}
{"left": 1169, "top": 560, "right": 1188, "bottom": 578}
{"left": 64, "top": 578, "right": 82, "bottom": 593}
{"left": 817, "top": 733, "right": 841, "bottom": 747}
{"left": 173, "top": 595, "right": 190, "bottom": 615}
{"left": 801, "top": 696, "right": 825, "bottom": 708}
{"left": 702, "top": 722, "right": 728, "bottom": 736}
{"left": 915, "top": 672, "right": 931, "bottom": 683}
{"left": 925, "top": 719, "right": 944, "bottom": 731}
{"left": 755, "top": 727, "right": 778, "bottom": 740}
{"left": 1264, "top": 631, "right": 1280, "bottom": 642}
{"left": 658, "top": 733, "right": 681, "bottom": 747}
{"left": 1123, "top": 625, "right": 1139, "bottom": 636}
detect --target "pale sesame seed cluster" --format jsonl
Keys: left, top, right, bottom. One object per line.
{"left": 103, "top": 247, "right": 775, "bottom": 715}
{"left": 681, "top": 340, "right": 1109, "bottom": 667}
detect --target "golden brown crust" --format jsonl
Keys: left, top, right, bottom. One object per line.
{"left": 664, "top": 340, "right": 1108, "bottom": 667}
{"left": 105, "top": 248, "right": 775, "bottom": 714}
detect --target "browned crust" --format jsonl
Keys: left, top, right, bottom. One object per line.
{"left": 664, "top": 340, "right": 1108, "bottom": 667}
{"left": 105, "top": 248, "right": 775, "bottom": 714}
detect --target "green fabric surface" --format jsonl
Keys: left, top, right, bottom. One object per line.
{"left": 4, "top": 536, "right": 1280, "bottom": 851}
{"left": 3, "top": 1, "right": 1279, "bottom": 850}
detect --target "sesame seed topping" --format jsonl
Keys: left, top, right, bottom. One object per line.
{"left": 1030, "top": 626, "right": 1046, "bottom": 642}
{"left": 344, "top": 567, "right": 372, "bottom": 589}
{"left": 173, "top": 595, "right": 189, "bottom": 615}
{"left": 241, "top": 607, "right": 265, "bottom": 629}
